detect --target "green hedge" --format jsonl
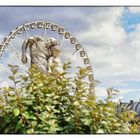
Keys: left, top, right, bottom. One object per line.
{"left": 0, "top": 64, "right": 139, "bottom": 134}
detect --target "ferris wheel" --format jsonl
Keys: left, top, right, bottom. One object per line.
{"left": 0, "top": 20, "right": 94, "bottom": 94}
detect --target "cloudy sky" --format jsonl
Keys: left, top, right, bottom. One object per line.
{"left": 1, "top": 7, "right": 140, "bottom": 102}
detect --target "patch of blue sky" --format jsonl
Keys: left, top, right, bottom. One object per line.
{"left": 121, "top": 7, "right": 140, "bottom": 32}
{"left": 122, "top": 92, "right": 140, "bottom": 102}
{"left": 98, "top": 81, "right": 140, "bottom": 102}
{"left": 99, "top": 89, "right": 140, "bottom": 102}
{"left": 112, "top": 81, "right": 140, "bottom": 90}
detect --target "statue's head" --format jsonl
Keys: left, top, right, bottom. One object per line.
{"left": 51, "top": 45, "right": 61, "bottom": 58}
{"left": 46, "top": 37, "right": 58, "bottom": 48}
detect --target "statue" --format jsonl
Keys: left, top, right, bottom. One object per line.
{"left": 21, "top": 36, "right": 63, "bottom": 74}
{"left": 48, "top": 45, "right": 64, "bottom": 73}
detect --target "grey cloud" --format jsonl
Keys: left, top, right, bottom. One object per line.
{"left": 0, "top": 7, "right": 98, "bottom": 34}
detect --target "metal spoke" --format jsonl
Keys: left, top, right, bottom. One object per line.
{"left": 63, "top": 50, "right": 78, "bottom": 64}
{"left": 22, "top": 32, "right": 29, "bottom": 40}
{"left": 9, "top": 43, "right": 21, "bottom": 55}
{"left": 58, "top": 34, "right": 64, "bottom": 48}
{"left": 7, "top": 45, "right": 22, "bottom": 63}
{"left": 42, "top": 28, "right": 47, "bottom": 40}
{"left": 25, "top": 30, "right": 30, "bottom": 38}
{"left": 7, "top": 43, "right": 30, "bottom": 67}
{"left": 23, "top": 27, "right": 31, "bottom": 39}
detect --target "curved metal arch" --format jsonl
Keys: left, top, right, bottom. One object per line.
{"left": 0, "top": 20, "right": 95, "bottom": 94}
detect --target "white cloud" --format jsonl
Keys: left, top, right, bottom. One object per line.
{"left": 79, "top": 7, "right": 125, "bottom": 46}
{"left": 111, "top": 96, "right": 124, "bottom": 103}
{"left": 95, "top": 86, "right": 107, "bottom": 97}
{"left": 128, "top": 7, "right": 140, "bottom": 13}
{"left": 0, "top": 81, "right": 9, "bottom": 87}
{"left": 75, "top": 7, "right": 140, "bottom": 88}
{"left": 0, "top": 33, "right": 4, "bottom": 41}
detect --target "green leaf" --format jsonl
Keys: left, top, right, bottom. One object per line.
{"left": 73, "top": 101, "right": 80, "bottom": 106}
{"left": 27, "top": 128, "right": 34, "bottom": 134}
{"left": 13, "top": 108, "right": 20, "bottom": 117}
{"left": 82, "top": 118, "right": 92, "bottom": 126}
{"left": 15, "top": 80, "right": 21, "bottom": 84}
{"left": 23, "top": 112, "right": 30, "bottom": 119}
{"left": 11, "top": 69, "right": 18, "bottom": 75}
{"left": 23, "top": 112, "right": 37, "bottom": 120}
{"left": 9, "top": 76, "right": 14, "bottom": 81}
{"left": 15, "top": 121, "right": 22, "bottom": 131}
{"left": 29, "top": 115, "right": 37, "bottom": 120}
{"left": 8, "top": 64, "right": 14, "bottom": 68}
{"left": 5, "top": 116, "right": 11, "bottom": 123}
{"left": 31, "top": 121, "right": 37, "bottom": 127}
{"left": 46, "top": 106, "right": 51, "bottom": 112}
{"left": 96, "top": 129, "right": 105, "bottom": 134}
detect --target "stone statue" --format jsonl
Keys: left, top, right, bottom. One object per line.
{"left": 21, "top": 36, "right": 63, "bottom": 74}
{"left": 48, "top": 45, "right": 64, "bottom": 73}
{"left": 22, "top": 36, "right": 58, "bottom": 73}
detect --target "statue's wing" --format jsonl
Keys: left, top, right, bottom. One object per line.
{"left": 22, "top": 37, "right": 37, "bottom": 55}
{"left": 22, "top": 39, "right": 28, "bottom": 56}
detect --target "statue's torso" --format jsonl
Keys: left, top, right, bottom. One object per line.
{"left": 30, "top": 41, "right": 49, "bottom": 64}
{"left": 48, "top": 57, "right": 64, "bottom": 73}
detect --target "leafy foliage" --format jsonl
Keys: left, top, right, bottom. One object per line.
{"left": 0, "top": 64, "right": 139, "bottom": 134}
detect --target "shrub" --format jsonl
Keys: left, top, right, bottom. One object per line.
{"left": 0, "top": 64, "right": 139, "bottom": 134}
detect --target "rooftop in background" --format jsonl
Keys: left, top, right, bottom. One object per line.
{"left": 117, "top": 99, "right": 140, "bottom": 116}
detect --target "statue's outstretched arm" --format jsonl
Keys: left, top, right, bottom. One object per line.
{"left": 21, "top": 39, "right": 28, "bottom": 64}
